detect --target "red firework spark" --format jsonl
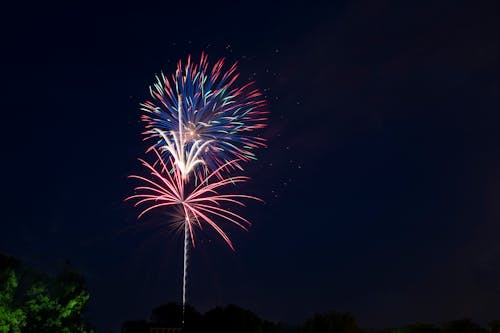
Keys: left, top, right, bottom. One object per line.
{"left": 126, "top": 149, "right": 263, "bottom": 250}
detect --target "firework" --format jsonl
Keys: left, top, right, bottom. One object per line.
{"left": 129, "top": 53, "right": 268, "bottom": 323}
{"left": 127, "top": 149, "right": 261, "bottom": 249}
{"left": 127, "top": 149, "right": 262, "bottom": 312}
{"left": 140, "top": 53, "right": 268, "bottom": 176}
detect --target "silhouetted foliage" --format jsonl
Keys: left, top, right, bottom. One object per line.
{"left": 393, "top": 323, "right": 442, "bottom": 333}
{"left": 489, "top": 321, "right": 500, "bottom": 333}
{"left": 443, "top": 320, "right": 487, "bottom": 333}
{"left": 301, "top": 311, "right": 363, "bottom": 333}
{"left": 204, "top": 304, "right": 263, "bottom": 333}
{"left": 263, "top": 320, "right": 300, "bottom": 333}
{"left": 122, "top": 301, "right": 500, "bottom": 333}
{"left": 150, "top": 303, "right": 202, "bottom": 333}
{"left": 0, "top": 254, "right": 92, "bottom": 333}
{"left": 150, "top": 303, "right": 183, "bottom": 327}
{"left": 0, "top": 256, "right": 25, "bottom": 333}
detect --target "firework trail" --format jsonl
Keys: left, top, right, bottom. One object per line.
{"left": 130, "top": 53, "right": 268, "bottom": 323}
{"left": 183, "top": 221, "right": 189, "bottom": 314}
{"left": 140, "top": 53, "right": 268, "bottom": 178}
{"left": 127, "top": 150, "right": 262, "bottom": 317}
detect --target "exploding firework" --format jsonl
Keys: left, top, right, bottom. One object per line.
{"left": 129, "top": 53, "right": 268, "bottom": 323}
{"left": 127, "top": 149, "right": 261, "bottom": 249}
{"left": 127, "top": 149, "right": 263, "bottom": 312}
{"left": 140, "top": 53, "right": 268, "bottom": 176}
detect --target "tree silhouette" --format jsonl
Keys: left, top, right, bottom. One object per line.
{"left": 301, "top": 311, "right": 363, "bottom": 333}
{"left": 488, "top": 321, "right": 500, "bottom": 333}
{"left": 203, "top": 304, "right": 263, "bottom": 333}
{"left": 442, "top": 319, "right": 487, "bottom": 333}
{"left": 121, "top": 301, "right": 500, "bottom": 333}
{"left": 263, "top": 320, "right": 299, "bottom": 333}
{"left": 393, "top": 323, "right": 441, "bottom": 333}
{"left": 0, "top": 255, "right": 26, "bottom": 332}
{"left": 0, "top": 254, "right": 92, "bottom": 333}
{"left": 150, "top": 302, "right": 202, "bottom": 332}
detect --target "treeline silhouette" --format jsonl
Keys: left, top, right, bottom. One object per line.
{"left": 122, "top": 303, "right": 500, "bottom": 333}
{"left": 0, "top": 253, "right": 93, "bottom": 332}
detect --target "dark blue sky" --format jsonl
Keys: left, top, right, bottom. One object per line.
{"left": 2, "top": 1, "right": 500, "bottom": 332}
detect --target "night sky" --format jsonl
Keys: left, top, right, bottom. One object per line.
{"left": 2, "top": 1, "right": 500, "bottom": 332}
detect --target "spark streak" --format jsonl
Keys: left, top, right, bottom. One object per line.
{"left": 128, "top": 53, "right": 268, "bottom": 322}
{"left": 127, "top": 149, "right": 263, "bottom": 251}
{"left": 141, "top": 53, "right": 268, "bottom": 176}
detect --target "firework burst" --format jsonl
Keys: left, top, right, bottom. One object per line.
{"left": 127, "top": 149, "right": 263, "bottom": 313}
{"left": 140, "top": 53, "right": 268, "bottom": 176}
{"left": 127, "top": 149, "right": 262, "bottom": 250}
{"left": 129, "top": 53, "right": 268, "bottom": 322}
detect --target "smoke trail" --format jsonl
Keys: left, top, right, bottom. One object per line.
{"left": 182, "top": 220, "right": 189, "bottom": 325}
